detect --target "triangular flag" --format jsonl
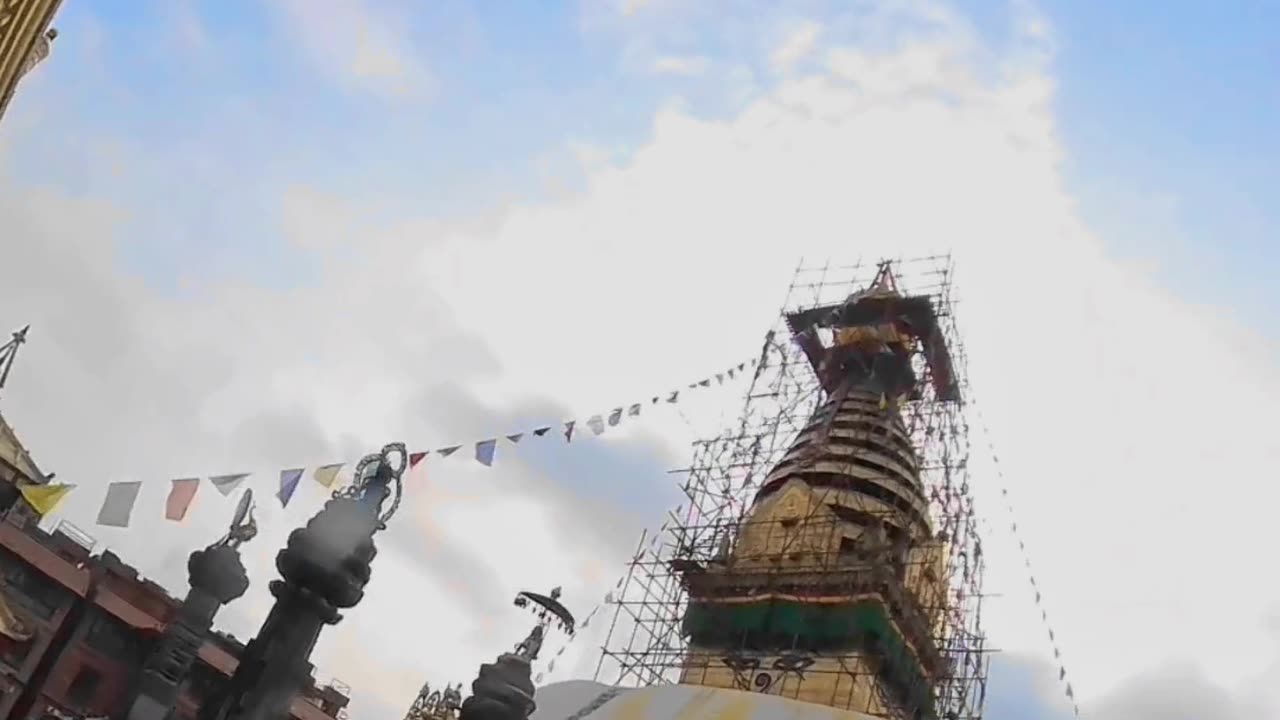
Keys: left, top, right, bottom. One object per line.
{"left": 627, "top": 403, "right": 641, "bottom": 417}
{"left": 313, "top": 463, "right": 343, "bottom": 489}
{"left": 277, "top": 468, "right": 304, "bottom": 507}
{"left": 209, "top": 473, "right": 249, "bottom": 497}
{"left": 19, "top": 483, "right": 73, "bottom": 517}
{"left": 438, "top": 445, "right": 461, "bottom": 457}
{"left": 97, "top": 481, "right": 143, "bottom": 528}
{"left": 506, "top": 433, "right": 524, "bottom": 443}
{"left": 727, "top": 368, "right": 736, "bottom": 379}
{"left": 165, "top": 478, "right": 200, "bottom": 521}
{"left": 738, "top": 362, "right": 746, "bottom": 371}
{"left": 587, "top": 415, "right": 605, "bottom": 435}
{"left": 475, "top": 439, "right": 497, "bottom": 467}
{"left": 666, "top": 391, "right": 679, "bottom": 403}
{"left": 409, "top": 451, "right": 428, "bottom": 468}
{"left": 1059, "top": 667, "right": 1066, "bottom": 681}
{"left": 564, "top": 421, "right": 576, "bottom": 442}
{"left": 698, "top": 379, "right": 710, "bottom": 387}
{"left": 607, "top": 408, "right": 622, "bottom": 427}
{"left": 715, "top": 373, "right": 724, "bottom": 384}
{"left": 533, "top": 426, "right": 551, "bottom": 437}
{"left": 650, "top": 396, "right": 660, "bottom": 404}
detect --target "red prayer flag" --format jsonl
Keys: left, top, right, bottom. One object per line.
{"left": 165, "top": 478, "right": 200, "bottom": 521}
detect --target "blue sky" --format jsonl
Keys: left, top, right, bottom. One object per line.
{"left": 3, "top": 1, "right": 1279, "bottom": 718}
{"left": 11, "top": 0, "right": 1274, "bottom": 324}
{"left": 1043, "top": 1, "right": 1278, "bottom": 331}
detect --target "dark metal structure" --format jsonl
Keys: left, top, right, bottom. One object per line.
{"left": 123, "top": 492, "right": 256, "bottom": 720}
{"left": 198, "top": 443, "right": 408, "bottom": 720}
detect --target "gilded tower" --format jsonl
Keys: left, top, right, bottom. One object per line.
{"left": 670, "top": 263, "right": 965, "bottom": 719}
{"left": 0, "top": 0, "right": 62, "bottom": 123}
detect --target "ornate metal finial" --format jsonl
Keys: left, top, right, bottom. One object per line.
{"left": 0, "top": 325, "right": 30, "bottom": 394}
{"left": 511, "top": 587, "right": 576, "bottom": 662}
{"left": 216, "top": 489, "right": 258, "bottom": 550}
{"left": 337, "top": 441, "right": 407, "bottom": 526}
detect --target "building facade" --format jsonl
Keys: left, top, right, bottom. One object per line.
{"left": 0, "top": 413, "right": 351, "bottom": 720}
{"left": 0, "top": 0, "right": 61, "bottom": 122}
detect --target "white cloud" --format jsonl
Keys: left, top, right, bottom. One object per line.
{"left": 2, "top": 1, "right": 1278, "bottom": 718}
{"left": 650, "top": 54, "right": 709, "bottom": 76}
{"left": 771, "top": 20, "right": 822, "bottom": 72}
{"left": 272, "top": 0, "right": 430, "bottom": 100}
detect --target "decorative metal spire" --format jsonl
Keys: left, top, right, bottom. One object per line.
{"left": 0, "top": 325, "right": 30, "bottom": 395}
{"left": 512, "top": 586, "right": 576, "bottom": 662}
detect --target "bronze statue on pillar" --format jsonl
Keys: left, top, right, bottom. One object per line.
{"left": 125, "top": 491, "right": 255, "bottom": 720}
{"left": 199, "top": 443, "right": 407, "bottom": 720}
{"left": 458, "top": 587, "right": 575, "bottom": 720}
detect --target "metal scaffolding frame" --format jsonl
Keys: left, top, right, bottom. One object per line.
{"left": 594, "top": 256, "right": 989, "bottom": 719}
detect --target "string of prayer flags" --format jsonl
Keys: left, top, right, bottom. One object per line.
{"left": 76, "top": 355, "right": 755, "bottom": 529}
{"left": 475, "top": 439, "right": 498, "bottom": 467}
{"left": 165, "top": 478, "right": 200, "bottom": 521}
{"left": 19, "top": 483, "right": 72, "bottom": 517}
{"left": 277, "top": 468, "right": 304, "bottom": 507}
{"left": 973, "top": 400, "right": 1082, "bottom": 718}
{"left": 313, "top": 463, "right": 344, "bottom": 489}
{"left": 210, "top": 473, "right": 248, "bottom": 497}
{"left": 98, "top": 481, "right": 142, "bottom": 528}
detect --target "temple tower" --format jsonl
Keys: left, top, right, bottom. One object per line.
{"left": 676, "top": 263, "right": 957, "bottom": 717}
{"left": 0, "top": 0, "right": 62, "bottom": 123}
{"left": 598, "top": 258, "right": 986, "bottom": 720}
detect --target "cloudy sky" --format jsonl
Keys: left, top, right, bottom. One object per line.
{"left": 2, "top": 0, "right": 1278, "bottom": 718}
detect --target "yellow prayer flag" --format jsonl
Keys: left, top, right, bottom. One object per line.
{"left": 313, "top": 463, "right": 343, "bottom": 489}
{"left": 19, "top": 483, "right": 72, "bottom": 517}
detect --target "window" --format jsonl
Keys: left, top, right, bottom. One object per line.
{"left": 66, "top": 666, "right": 102, "bottom": 709}
{"left": 0, "top": 552, "right": 66, "bottom": 620}
{"left": 84, "top": 613, "right": 138, "bottom": 658}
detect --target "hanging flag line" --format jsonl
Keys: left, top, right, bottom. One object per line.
{"left": 534, "top": 523, "right": 671, "bottom": 685}
{"left": 28, "top": 357, "right": 758, "bottom": 529}
{"left": 970, "top": 399, "right": 1082, "bottom": 719}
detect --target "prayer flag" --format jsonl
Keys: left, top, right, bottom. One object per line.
{"left": 607, "top": 408, "right": 622, "bottom": 427}
{"left": 438, "top": 445, "right": 461, "bottom": 458}
{"left": 587, "top": 415, "right": 605, "bottom": 435}
{"left": 97, "top": 481, "right": 142, "bottom": 528}
{"left": 564, "top": 421, "right": 576, "bottom": 442}
{"left": 278, "top": 468, "right": 304, "bottom": 507}
{"left": 313, "top": 464, "right": 343, "bottom": 489}
{"left": 533, "top": 426, "right": 551, "bottom": 437}
{"left": 628, "top": 403, "right": 641, "bottom": 417}
{"left": 476, "top": 439, "right": 497, "bottom": 467}
{"left": 409, "top": 451, "right": 428, "bottom": 469}
{"left": 165, "top": 478, "right": 200, "bottom": 521}
{"left": 19, "top": 483, "right": 72, "bottom": 517}
{"left": 506, "top": 433, "right": 524, "bottom": 443}
{"left": 210, "top": 473, "right": 248, "bottom": 497}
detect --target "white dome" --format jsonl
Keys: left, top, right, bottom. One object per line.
{"left": 530, "top": 680, "right": 875, "bottom": 719}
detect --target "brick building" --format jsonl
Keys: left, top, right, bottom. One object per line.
{"left": 0, "top": 411, "right": 351, "bottom": 720}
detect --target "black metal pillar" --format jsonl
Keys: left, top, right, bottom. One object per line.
{"left": 125, "top": 543, "right": 250, "bottom": 720}
{"left": 198, "top": 443, "right": 406, "bottom": 720}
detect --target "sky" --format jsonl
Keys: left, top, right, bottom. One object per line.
{"left": 1, "top": 0, "right": 1278, "bottom": 719}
